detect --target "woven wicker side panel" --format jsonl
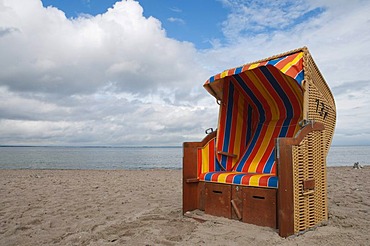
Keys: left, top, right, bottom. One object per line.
{"left": 304, "top": 52, "right": 335, "bottom": 109}
{"left": 307, "top": 81, "right": 336, "bottom": 156}
{"left": 292, "top": 130, "right": 328, "bottom": 234}
{"left": 304, "top": 52, "right": 336, "bottom": 156}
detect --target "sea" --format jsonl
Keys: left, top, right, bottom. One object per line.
{"left": 0, "top": 145, "right": 369, "bottom": 170}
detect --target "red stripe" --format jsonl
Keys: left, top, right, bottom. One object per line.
{"left": 227, "top": 68, "right": 236, "bottom": 76}
{"left": 258, "top": 175, "right": 269, "bottom": 187}
{"left": 238, "top": 72, "right": 273, "bottom": 121}
{"left": 198, "top": 172, "right": 205, "bottom": 180}
{"left": 284, "top": 57, "right": 303, "bottom": 79}
{"left": 241, "top": 64, "right": 252, "bottom": 72}
{"left": 226, "top": 173, "right": 236, "bottom": 183}
{"left": 209, "top": 138, "right": 216, "bottom": 172}
{"left": 241, "top": 174, "right": 252, "bottom": 186}
{"left": 259, "top": 61, "right": 269, "bottom": 66}
{"left": 211, "top": 172, "right": 222, "bottom": 182}
{"left": 253, "top": 68, "right": 286, "bottom": 115}
{"left": 197, "top": 148, "right": 202, "bottom": 176}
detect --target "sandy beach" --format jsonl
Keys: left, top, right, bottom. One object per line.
{"left": 0, "top": 166, "right": 369, "bottom": 245}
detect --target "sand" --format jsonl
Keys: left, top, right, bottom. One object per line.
{"left": 0, "top": 166, "right": 369, "bottom": 246}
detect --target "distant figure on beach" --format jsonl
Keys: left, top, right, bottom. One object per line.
{"left": 353, "top": 162, "right": 363, "bottom": 169}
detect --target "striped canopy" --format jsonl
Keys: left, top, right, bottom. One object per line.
{"left": 204, "top": 52, "right": 304, "bottom": 174}
{"left": 204, "top": 52, "right": 304, "bottom": 100}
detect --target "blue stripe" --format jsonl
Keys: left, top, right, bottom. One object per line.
{"left": 232, "top": 74, "right": 265, "bottom": 172}
{"left": 266, "top": 57, "right": 284, "bottom": 66}
{"left": 233, "top": 74, "right": 265, "bottom": 122}
{"left": 262, "top": 150, "right": 275, "bottom": 173}
{"left": 232, "top": 174, "right": 245, "bottom": 185}
{"left": 267, "top": 176, "right": 278, "bottom": 188}
{"left": 215, "top": 157, "right": 221, "bottom": 171}
{"left": 260, "top": 66, "right": 293, "bottom": 119}
{"left": 235, "top": 66, "right": 243, "bottom": 74}
{"left": 203, "top": 172, "right": 214, "bottom": 181}
{"left": 279, "top": 120, "right": 290, "bottom": 137}
{"left": 295, "top": 70, "right": 304, "bottom": 84}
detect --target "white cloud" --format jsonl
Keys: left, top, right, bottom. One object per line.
{"left": 167, "top": 17, "right": 185, "bottom": 25}
{"left": 169, "top": 7, "right": 182, "bottom": 13}
{"left": 0, "top": 0, "right": 204, "bottom": 96}
{"left": 0, "top": 0, "right": 214, "bottom": 146}
{"left": 219, "top": 0, "right": 318, "bottom": 40}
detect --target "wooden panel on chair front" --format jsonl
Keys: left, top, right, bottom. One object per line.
{"left": 204, "top": 183, "right": 232, "bottom": 218}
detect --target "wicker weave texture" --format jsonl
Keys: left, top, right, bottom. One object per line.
{"left": 303, "top": 50, "right": 336, "bottom": 155}
{"left": 292, "top": 130, "right": 328, "bottom": 233}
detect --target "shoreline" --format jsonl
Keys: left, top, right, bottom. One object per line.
{"left": 1, "top": 166, "right": 369, "bottom": 245}
{"left": 0, "top": 165, "right": 367, "bottom": 171}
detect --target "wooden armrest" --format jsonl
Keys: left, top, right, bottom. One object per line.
{"left": 217, "top": 151, "right": 237, "bottom": 158}
{"left": 186, "top": 178, "right": 199, "bottom": 183}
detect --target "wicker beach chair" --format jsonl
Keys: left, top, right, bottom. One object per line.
{"left": 183, "top": 47, "right": 336, "bottom": 237}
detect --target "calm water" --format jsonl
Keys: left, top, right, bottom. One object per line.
{"left": 0, "top": 146, "right": 368, "bottom": 170}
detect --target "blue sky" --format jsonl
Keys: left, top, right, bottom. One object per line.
{"left": 1, "top": 0, "right": 370, "bottom": 146}
{"left": 41, "top": 0, "right": 227, "bottom": 49}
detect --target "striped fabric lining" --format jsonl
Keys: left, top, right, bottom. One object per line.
{"left": 205, "top": 52, "right": 304, "bottom": 85}
{"left": 216, "top": 81, "right": 251, "bottom": 171}
{"left": 199, "top": 171, "right": 278, "bottom": 188}
{"left": 198, "top": 51, "right": 304, "bottom": 188}
{"left": 231, "top": 66, "right": 303, "bottom": 174}
{"left": 197, "top": 137, "right": 222, "bottom": 175}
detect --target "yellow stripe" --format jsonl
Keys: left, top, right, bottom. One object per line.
{"left": 281, "top": 52, "right": 303, "bottom": 73}
{"left": 248, "top": 122, "right": 276, "bottom": 172}
{"left": 249, "top": 70, "right": 280, "bottom": 120}
{"left": 284, "top": 75, "right": 303, "bottom": 112}
{"left": 277, "top": 73, "right": 303, "bottom": 136}
{"left": 248, "top": 62, "right": 260, "bottom": 70}
{"left": 249, "top": 175, "right": 262, "bottom": 186}
{"left": 217, "top": 172, "right": 231, "bottom": 183}
{"left": 244, "top": 71, "right": 279, "bottom": 172}
{"left": 220, "top": 70, "right": 229, "bottom": 79}
{"left": 201, "top": 144, "right": 210, "bottom": 173}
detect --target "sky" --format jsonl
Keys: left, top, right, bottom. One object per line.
{"left": 0, "top": 0, "right": 369, "bottom": 146}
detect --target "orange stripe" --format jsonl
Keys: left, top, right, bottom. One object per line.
{"left": 227, "top": 68, "right": 236, "bottom": 76}
{"left": 225, "top": 173, "right": 236, "bottom": 183}
{"left": 258, "top": 175, "right": 269, "bottom": 187}
{"left": 274, "top": 52, "right": 299, "bottom": 70}
{"left": 241, "top": 174, "right": 252, "bottom": 186}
